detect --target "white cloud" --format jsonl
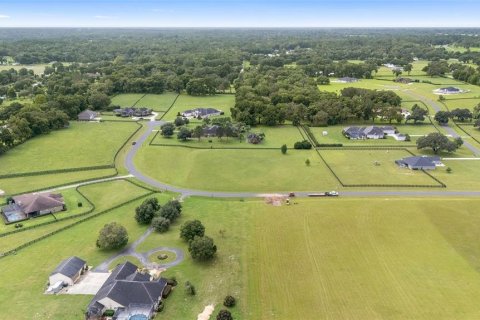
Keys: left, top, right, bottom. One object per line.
{"left": 0, "top": 15, "right": 10, "bottom": 19}
{"left": 152, "top": 9, "right": 174, "bottom": 13}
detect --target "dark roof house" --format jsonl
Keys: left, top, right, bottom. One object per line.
{"left": 86, "top": 262, "right": 167, "bottom": 320}
{"left": 343, "top": 126, "right": 386, "bottom": 140}
{"left": 78, "top": 109, "right": 98, "bottom": 121}
{"left": 435, "top": 87, "right": 462, "bottom": 94}
{"left": 182, "top": 108, "right": 223, "bottom": 118}
{"left": 395, "top": 156, "right": 442, "bottom": 170}
{"left": 49, "top": 256, "right": 87, "bottom": 287}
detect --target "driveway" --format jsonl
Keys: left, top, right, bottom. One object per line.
{"left": 62, "top": 271, "right": 110, "bottom": 295}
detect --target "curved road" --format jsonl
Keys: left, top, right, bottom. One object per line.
{"left": 124, "top": 120, "right": 480, "bottom": 197}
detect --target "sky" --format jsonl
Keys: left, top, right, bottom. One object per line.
{"left": 0, "top": 0, "right": 479, "bottom": 28}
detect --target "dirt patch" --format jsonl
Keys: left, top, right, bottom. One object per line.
{"left": 197, "top": 304, "right": 215, "bottom": 320}
{"left": 264, "top": 194, "right": 287, "bottom": 206}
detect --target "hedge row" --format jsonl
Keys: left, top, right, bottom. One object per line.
{"left": 0, "top": 165, "right": 114, "bottom": 179}
{"left": 0, "top": 191, "right": 157, "bottom": 258}
{"left": 301, "top": 125, "right": 320, "bottom": 147}
{"left": 112, "top": 121, "right": 143, "bottom": 164}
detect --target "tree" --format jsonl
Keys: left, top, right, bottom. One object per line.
{"left": 152, "top": 216, "right": 170, "bottom": 233}
{"left": 216, "top": 310, "right": 233, "bottom": 320}
{"left": 392, "top": 69, "right": 402, "bottom": 77}
{"left": 281, "top": 144, "right": 287, "bottom": 154}
{"left": 96, "top": 222, "right": 129, "bottom": 250}
{"left": 422, "top": 60, "right": 449, "bottom": 77}
{"left": 88, "top": 92, "right": 111, "bottom": 110}
{"left": 177, "top": 127, "right": 192, "bottom": 141}
{"left": 305, "top": 158, "right": 311, "bottom": 166}
{"left": 224, "top": 295, "right": 236, "bottom": 308}
{"left": 406, "top": 104, "right": 428, "bottom": 124}
{"left": 434, "top": 111, "right": 450, "bottom": 125}
{"left": 159, "top": 202, "right": 181, "bottom": 222}
{"left": 135, "top": 198, "right": 160, "bottom": 224}
{"left": 161, "top": 123, "right": 175, "bottom": 137}
{"left": 316, "top": 75, "right": 330, "bottom": 85}
{"left": 450, "top": 108, "right": 472, "bottom": 122}
{"left": 188, "top": 236, "right": 217, "bottom": 261}
{"left": 180, "top": 220, "right": 205, "bottom": 242}
{"left": 174, "top": 116, "right": 186, "bottom": 127}
{"left": 192, "top": 125, "right": 204, "bottom": 141}
{"left": 403, "top": 63, "right": 413, "bottom": 75}
{"left": 416, "top": 132, "right": 460, "bottom": 154}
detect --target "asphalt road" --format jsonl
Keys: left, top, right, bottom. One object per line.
{"left": 124, "top": 120, "right": 480, "bottom": 198}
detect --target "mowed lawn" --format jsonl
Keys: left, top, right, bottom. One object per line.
{"left": 135, "top": 146, "right": 340, "bottom": 191}
{"left": 246, "top": 198, "right": 480, "bottom": 319}
{"left": 162, "top": 94, "right": 235, "bottom": 121}
{"left": 151, "top": 125, "right": 305, "bottom": 149}
{"left": 0, "top": 121, "right": 139, "bottom": 174}
{"left": 320, "top": 149, "right": 442, "bottom": 186}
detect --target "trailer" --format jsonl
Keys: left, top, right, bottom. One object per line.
{"left": 308, "top": 191, "right": 339, "bottom": 197}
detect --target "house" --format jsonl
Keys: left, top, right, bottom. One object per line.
{"left": 380, "top": 126, "right": 397, "bottom": 135}
{"left": 395, "top": 77, "right": 413, "bottom": 84}
{"left": 343, "top": 126, "right": 385, "bottom": 140}
{"left": 181, "top": 108, "right": 223, "bottom": 119}
{"left": 113, "top": 108, "right": 152, "bottom": 118}
{"left": 337, "top": 77, "right": 358, "bottom": 83}
{"left": 1, "top": 192, "right": 65, "bottom": 223}
{"left": 49, "top": 256, "right": 87, "bottom": 288}
{"left": 434, "top": 87, "right": 463, "bottom": 95}
{"left": 86, "top": 262, "right": 167, "bottom": 320}
{"left": 401, "top": 108, "right": 411, "bottom": 119}
{"left": 78, "top": 109, "right": 99, "bottom": 121}
{"left": 395, "top": 156, "right": 442, "bottom": 170}
{"left": 202, "top": 125, "right": 219, "bottom": 137}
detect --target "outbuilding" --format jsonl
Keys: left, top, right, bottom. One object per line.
{"left": 49, "top": 256, "right": 87, "bottom": 287}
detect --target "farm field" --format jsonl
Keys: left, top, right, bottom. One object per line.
{"left": 442, "top": 97, "right": 480, "bottom": 110}
{"left": 162, "top": 94, "right": 235, "bottom": 121}
{"left": 135, "top": 145, "right": 340, "bottom": 191}
{"left": 320, "top": 149, "right": 443, "bottom": 186}
{"left": 151, "top": 125, "right": 305, "bottom": 149}
{"left": 0, "top": 121, "right": 139, "bottom": 175}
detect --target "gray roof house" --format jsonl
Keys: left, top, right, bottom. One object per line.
{"left": 202, "top": 125, "right": 220, "bottom": 137}
{"left": 49, "top": 256, "right": 87, "bottom": 287}
{"left": 337, "top": 77, "right": 358, "bottom": 83}
{"left": 86, "top": 262, "right": 167, "bottom": 320}
{"left": 181, "top": 108, "right": 223, "bottom": 119}
{"left": 78, "top": 109, "right": 98, "bottom": 121}
{"left": 343, "top": 126, "right": 386, "bottom": 140}
{"left": 435, "top": 87, "right": 462, "bottom": 94}
{"left": 395, "top": 156, "right": 442, "bottom": 170}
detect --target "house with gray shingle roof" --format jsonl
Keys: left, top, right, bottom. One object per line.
{"left": 86, "top": 262, "right": 167, "bottom": 320}
{"left": 49, "top": 256, "right": 87, "bottom": 287}
{"left": 78, "top": 109, "right": 99, "bottom": 121}
{"left": 181, "top": 108, "right": 223, "bottom": 119}
{"left": 395, "top": 156, "right": 442, "bottom": 170}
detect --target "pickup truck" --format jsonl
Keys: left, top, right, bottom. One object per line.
{"left": 308, "top": 191, "right": 339, "bottom": 197}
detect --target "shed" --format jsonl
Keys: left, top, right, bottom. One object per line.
{"left": 49, "top": 256, "right": 87, "bottom": 286}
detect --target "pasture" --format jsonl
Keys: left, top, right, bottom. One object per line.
{"left": 0, "top": 121, "right": 139, "bottom": 175}
{"left": 0, "top": 63, "right": 50, "bottom": 75}
{"left": 110, "top": 94, "right": 145, "bottom": 107}
{"left": 246, "top": 198, "right": 480, "bottom": 319}
{"left": 135, "top": 145, "right": 340, "bottom": 191}
{"left": 162, "top": 94, "right": 235, "bottom": 121}
{"left": 135, "top": 93, "right": 179, "bottom": 112}
{"left": 320, "top": 149, "right": 443, "bottom": 186}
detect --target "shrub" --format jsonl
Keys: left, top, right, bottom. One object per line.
{"left": 77, "top": 201, "right": 83, "bottom": 207}
{"left": 305, "top": 159, "right": 311, "bottom": 166}
{"left": 152, "top": 216, "right": 170, "bottom": 233}
{"left": 281, "top": 144, "right": 287, "bottom": 154}
{"left": 294, "top": 140, "right": 312, "bottom": 149}
{"left": 446, "top": 167, "right": 452, "bottom": 173}
{"left": 224, "top": 295, "right": 236, "bottom": 308}
{"left": 158, "top": 202, "right": 180, "bottom": 222}
{"left": 103, "top": 310, "right": 115, "bottom": 317}
{"left": 216, "top": 309, "right": 233, "bottom": 320}
{"left": 185, "top": 281, "right": 196, "bottom": 295}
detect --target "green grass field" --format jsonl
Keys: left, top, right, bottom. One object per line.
{"left": 132, "top": 93, "right": 179, "bottom": 112}
{"left": 245, "top": 198, "right": 480, "bottom": 319}
{"left": 0, "top": 168, "right": 117, "bottom": 196}
{"left": 110, "top": 94, "right": 145, "bottom": 107}
{"left": 162, "top": 94, "right": 235, "bottom": 121}
{"left": 151, "top": 125, "right": 305, "bottom": 149}
{"left": 0, "top": 63, "right": 50, "bottom": 75}
{"left": 0, "top": 121, "right": 138, "bottom": 175}
{"left": 320, "top": 149, "right": 442, "bottom": 186}
{"left": 135, "top": 145, "right": 339, "bottom": 191}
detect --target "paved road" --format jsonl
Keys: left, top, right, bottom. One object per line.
{"left": 404, "top": 89, "right": 480, "bottom": 156}
{"left": 93, "top": 227, "right": 184, "bottom": 272}
{"left": 124, "top": 121, "right": 480, "bottom": 198}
